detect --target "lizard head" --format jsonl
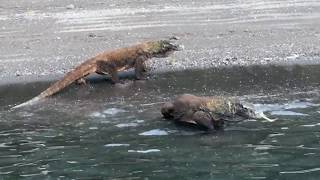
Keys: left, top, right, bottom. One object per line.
{"left": 144, "top": 37, "right": 181, "bottom": 58}
{"left": 161, "top": 102, "right": 175, "bottom": 119}
{"left": 235, "top": 103, "right": 256, "bottom": 119}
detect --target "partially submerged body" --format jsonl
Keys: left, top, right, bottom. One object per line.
{"left": 161, "top": 94, "right": 275, "bottom": 130}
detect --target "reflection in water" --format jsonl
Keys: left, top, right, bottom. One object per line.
{"left": 0, "top": 64, "right": 320, "bottom": 179}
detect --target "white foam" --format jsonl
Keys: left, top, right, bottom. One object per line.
{"left": 139, "top": 129, "right": 168, "bottom": 136}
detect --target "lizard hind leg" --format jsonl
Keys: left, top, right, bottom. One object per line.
{"left": 96, "top": 60, "right": 120, "bottom": 84}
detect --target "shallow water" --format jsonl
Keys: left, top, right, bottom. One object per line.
{"left": 0, "top": 65, "right": 320, "bottom": 179}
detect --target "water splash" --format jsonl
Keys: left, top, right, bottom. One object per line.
{"left": 253, "top": 100, "right": 319, "bottom": 117}
{"left": 270, "top": 110, "right": 309, "bottom": 116}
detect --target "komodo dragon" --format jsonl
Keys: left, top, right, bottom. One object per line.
{"left": 13, "top": 39, "right": 180, "bottom": 109}
{"left": 161, "top": 94, "right": 276, "bottom": 130}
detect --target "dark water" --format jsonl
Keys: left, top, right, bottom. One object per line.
{"left": 0, "top": 65, "right": 320, "bottom": 179}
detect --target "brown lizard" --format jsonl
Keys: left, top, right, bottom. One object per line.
{"left": 13, "top": 39, "right": 180, "bottom": 109}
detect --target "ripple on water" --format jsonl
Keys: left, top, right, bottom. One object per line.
{"left": 268, "top": 133, "right": 285, "bottom": 138}
{"left": 17, "top": 111, "right": 34, "bottom": 118}
{"left": 0, "top": 142, "right": 13, "bottom": 148}
{"left": 104, "top": 144, "right": 130, "bottom": 147}
{"left": 128, "top": 149, "right": 161, "bottom": 153}
{"left": 246, "top": 144, "right": 279, "bottom": 151}
{"left": 115, "top": 123, "right": 138, "bottom": 128}
{"left": 89, "top": 107, "right": 127, "bottom": 119}
{"left": 301, "top": 123, "right": 320, "bottom": 127}
{"left": 67, "top": 161, "right": 79, "bottom": 164}
{"left": 89, "top": 112, "right": 106, "bottom": 118}
{"left": 103, "top": 108, "right": 126, "bottom": 115}
{"left": 280, "top": 167, "right": 320, "bottom": 174}
{"left": 0, "top": 171, "right": 14, "bottom": 175}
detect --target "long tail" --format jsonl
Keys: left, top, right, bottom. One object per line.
{"left": 12, "top": 60, "right": 97, "bottom": 109}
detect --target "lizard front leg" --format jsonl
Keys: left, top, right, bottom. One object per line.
{"left": 110, "top": 69, "right": 120, "bottom": 84}
{"left": 192, "top": 111, "right": 215, "bottom": 130}
{"left": 134, "top": 55, "right": 148, "bottom": 80}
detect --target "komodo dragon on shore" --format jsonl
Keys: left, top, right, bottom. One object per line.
{"left": 161, "top": 94, "right": 276, "bottom": 130}
{"left": 13, "top": 38, "right": 180, "bottom": 109}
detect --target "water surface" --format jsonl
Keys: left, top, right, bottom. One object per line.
{"left": 0, "top": 65, "right": 320, "bottom": 179}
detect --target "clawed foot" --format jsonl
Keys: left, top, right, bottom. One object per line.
{"left": 135, "top": 74, "right": 150, "bottom": 81}
{"left": 76, "top": 78, "right": 87, "bottom": 85}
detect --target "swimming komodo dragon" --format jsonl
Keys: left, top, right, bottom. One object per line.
{"left": 13, "top": 39, "right": 180, "bottom": 109}
{"left": 161, "top": 94, "right": 276, "bottom": 130}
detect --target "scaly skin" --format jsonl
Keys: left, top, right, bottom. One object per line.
{"left": 13, "top": 39, "right": 180, "bottom": 109}
{"left": 161, "top": 94, "right": 274, "bottom": 131}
